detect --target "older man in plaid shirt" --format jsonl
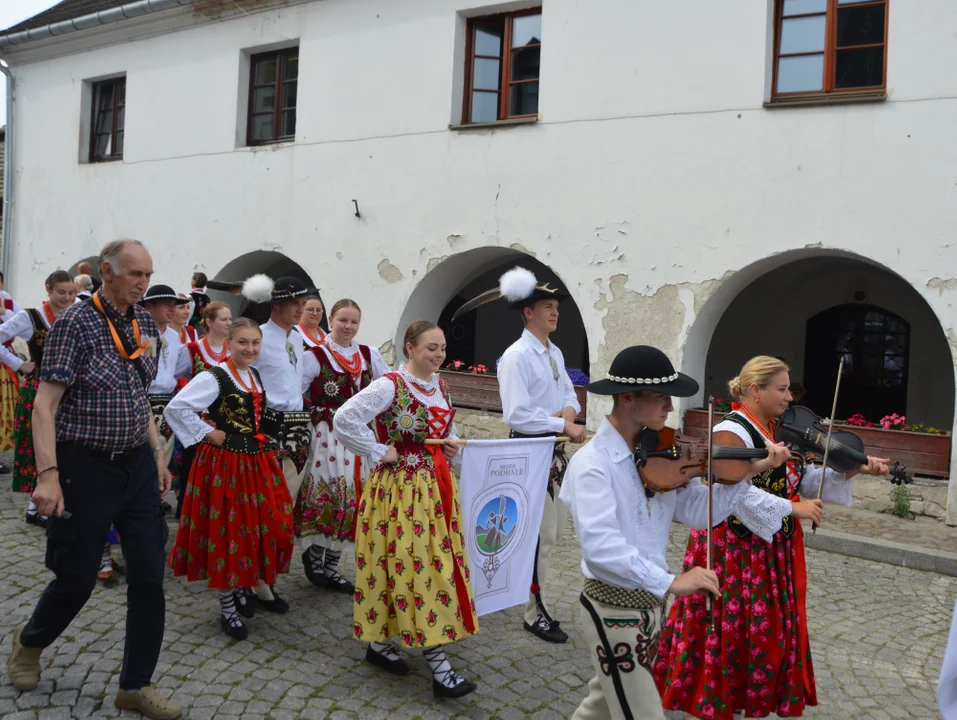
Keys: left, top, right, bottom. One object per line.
{"left": 6, "top": 240, "right": 182, "bottom": 720}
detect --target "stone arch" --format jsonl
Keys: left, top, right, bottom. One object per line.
{"left": 396, "top": 247, "right": 589, "bottom": 375}
{"left": 211, "top": 250, "right": 320, "bottom": 326}
{"left": 679, "top": 248, "right": 955, "bottom": 483}
{"left": 68, "top": 255, "right": 101, "bottom": 282}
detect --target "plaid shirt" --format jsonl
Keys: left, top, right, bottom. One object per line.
{"left": 40, "top": 293, "right": 160, "bottom": 452}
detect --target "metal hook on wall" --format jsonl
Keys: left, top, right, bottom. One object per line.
{"left": 352, "top": 199, "right": 361, "bottom": 218}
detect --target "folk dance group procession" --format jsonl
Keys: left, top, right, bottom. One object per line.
{"left": 1, "top": 238, "right": 898, "bottom": 720}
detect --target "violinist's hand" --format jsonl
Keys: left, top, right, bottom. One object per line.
{"left": 442, "top": 438, "right": 459, "bottom": 461}
{"left": 750, "top": 440, "right": 790, "bottom": 475}
{"left": 669, "top": 567, "right": 720, "bottom": 598}
{"left": 791, "top": 499, "right": 824, "bottom": 525}
{"left": 381, "top": 446, "right": 399, "bottom": 464}
{"left": 846, "top": 456, "right": 890, "bottom": 480}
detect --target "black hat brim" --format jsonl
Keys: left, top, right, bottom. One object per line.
{"left": 586, "top": 372, "right": 699, "bottom": 397}
{"left": 507, "top": 291, "right": 569, "bottom": 311}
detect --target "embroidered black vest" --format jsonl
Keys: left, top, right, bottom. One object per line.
{"left": 723, "top": 412, "right": 797, "bottom": 540}
{"left": 25, "top": 309, "right": 50, "bottom": 382}
{"left": 204, "top": 366, "right": 283, "bottom": 455}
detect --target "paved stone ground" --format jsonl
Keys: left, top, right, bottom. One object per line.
{"left": 0, "top": 478, "right": 954, "bottom": 719}
{"left": 823, "top": 505, "right": 957, "bottom": 554}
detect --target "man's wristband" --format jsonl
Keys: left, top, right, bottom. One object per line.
{"left": 152, "top": 445, "right": 165, "bottom": 454}
{"left": 37, "top": 466, "right": 57, "bottom": 478}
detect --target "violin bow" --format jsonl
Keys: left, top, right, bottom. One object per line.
{"left": 814, "top": 357, "right": 844, "bottom": 533}
{"left": 706, "top": 395, "right": 716, "bottom": 631}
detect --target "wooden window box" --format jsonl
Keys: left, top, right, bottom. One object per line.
{"left": 440, "top": 370, "right": 586, "bottom": 424}
{"left": 684, "top": 409, "right": 952, "bottom": 479}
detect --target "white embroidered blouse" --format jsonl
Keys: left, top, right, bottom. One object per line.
{"left": 164, "top": 364, "right": 260, "bottom": 448}
{"left": 333, "top": 367, "right": 458, "bottom": 464}
{"left": 300, "top": 339, "right": 390, "bottom": 395}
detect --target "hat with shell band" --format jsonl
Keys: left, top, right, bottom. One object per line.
{"left": 586, "top": 345, "right": 699, "bottom": 397}
{"left": 450, "top": 266, "right": 569, "bottom": 322}
{"left": 240, "top": 274, "right": 310, "bottom": 303}
{"left": 140, "top": 284, "right": 190, "bottom": 305}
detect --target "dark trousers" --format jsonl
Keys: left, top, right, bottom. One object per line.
{"left": 21, "top": 442, "right": 168, "bottom": 690}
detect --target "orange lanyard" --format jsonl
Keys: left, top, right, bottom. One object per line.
{"left": 92, "top": 291, "right": 150, "bottom": 360}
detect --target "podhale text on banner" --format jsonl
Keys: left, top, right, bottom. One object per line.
{"left": 457, "top": 437, "right": 553, "bottom": 616}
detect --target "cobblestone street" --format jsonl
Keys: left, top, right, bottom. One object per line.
{"left": 0, "top": 480, "right": 953, "bottom": 719}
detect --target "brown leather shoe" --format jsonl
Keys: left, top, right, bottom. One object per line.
{"left": 7, "top": 623, "right": 42, "bottom": 691}
{"left": 115, "top": 686, "right": 183, "bottom": 720}
{"left": 98, "top": 567, "right": 117, "bottom": 585}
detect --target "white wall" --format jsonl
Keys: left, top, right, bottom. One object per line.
{"left": 5, "top": 0, "right": 957, "bottom": 510}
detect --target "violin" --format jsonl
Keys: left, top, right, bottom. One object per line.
{"left": 635, "top": 426, "right": 769, "bottom": 493}
{"left": 775, "top": 405, "right": 867, "bottom": 474}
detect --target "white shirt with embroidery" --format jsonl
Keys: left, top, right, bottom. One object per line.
{"left": 333, "top": 367, "right": 457, "bottom": 464}
{"left": 164, "top": 363, "right": 260, "bottom": 448}
{"left": 497, "top": 329, "right": 581, "bottom": 435}
{"left": 148, "top": 326, "right": 190, "bottom": 395}
{"left": 300, "top": 339, "right": 390, "bottom": 395}
{"left": 253, "top": 319, "right": 305, "bottom": 412}
{"left": 560, "top": 417, "right": 752, "bottom": 599}
{"left": 0, "top": 307, "right": 50, "bottom": 372}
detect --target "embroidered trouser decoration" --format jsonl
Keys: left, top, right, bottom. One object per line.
{"left": 573, "top": 591, "right": 665, "bottom": 720}
{"left": 276, "top": 411, "right": 312, "bottom": 500}
{"left": 149, "top": 395, "right": 176, "bottom": 467}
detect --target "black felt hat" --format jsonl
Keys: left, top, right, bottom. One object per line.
{"left": 450, "top": 266, "right": 569, "bottom": 321}
{"left": 140, "top": 285, "right": 189, "bottom": 305}
{"left": 586, "top": 345, "right": 699, "bottom": 397}
{"left": 240, "top": 274, "right": 311, "bottom": 303}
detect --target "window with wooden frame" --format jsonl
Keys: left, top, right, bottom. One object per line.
{"left": 247, "top": 48, "right": 298, "bottom": 146}
{"left": 772, "top": 0, "right": 888, "bottom": 99}
{"left": 462, "top": 8, "right": 541, "bottom": 125}
{"left": 90, "top": 77, "right": 126, "bottom": 163}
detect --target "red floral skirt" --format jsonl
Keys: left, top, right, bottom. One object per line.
{"left": 168, "top": 443, "right": 294, "bottom": 590}
{"left": 12, "top": 378, "right": 39, "bottom": 493}
{"left": 654, "top": 521, "right": 817, "bottom": 719}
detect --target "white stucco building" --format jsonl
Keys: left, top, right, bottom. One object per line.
{"left": 3, "top": 0, "right": 957, "bottom": 517}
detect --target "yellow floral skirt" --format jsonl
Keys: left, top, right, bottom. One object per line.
{"left": 353, "top": 461, "right": 479, "bottom": 648}
{"left": 0, "top": 367, "right": 18, "bottom": 453}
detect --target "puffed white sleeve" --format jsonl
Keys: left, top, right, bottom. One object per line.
{"left": 0, "top": 310, "right": 32, "bottom": 371}
{"left": 164, "top": 372, "right": 220, "bottom": 448}
{"left": 729, "top": 486, "right": 794, "bottom": 543}
{"left": 369, "top": 347, "right": 391, "bottom": 380}
{"left": 301, "top": 351, "right": 321, "bottom": 395}
{"left": 798, "top": 465, "right": 852, "bottom": 506}
{"left": 333, "top": 376, "right": 395, "bottom": 463}
{"left": 174, "top": 343, "right": 191, "bottom": 378}
{"left": 674, "top": 477, "right": 753, "bottom": 529}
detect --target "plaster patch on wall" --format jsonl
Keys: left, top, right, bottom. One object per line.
{"left": 377, "top": 259, "right": 404, "bottom": 283}
{"left": 427, "top": 255, "right": 449, "bottom": 272}
{"left": 379, "top": 340, "right": 395, "bottom": 369}
{"left": 509, "top": 243, "right": 535, "bottom": 257}
{"left": 447, "top": 234, "right": 464, "bottom": 248}
{"left": 927, "top": 277, "right": 957, "bottom": 296}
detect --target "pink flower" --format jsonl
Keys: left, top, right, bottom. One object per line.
{"left": 752, "top": 669, "right": 767, "bottom": 682}
{"left": 753, "top": 600, "right": 767, "bottom": 616}
{"left": 780, "top": 701, "right": 791, "bottom": 714}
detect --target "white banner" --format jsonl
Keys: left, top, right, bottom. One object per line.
{"left": 458, "top": 438, "right": 553, "bottom": 616}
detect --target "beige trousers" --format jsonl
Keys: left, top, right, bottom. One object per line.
{"left": 524, "top": 486, "right": 569, "bottom": 625}
{"left": 572, "top": 591, "right": 665, "bottom": 720}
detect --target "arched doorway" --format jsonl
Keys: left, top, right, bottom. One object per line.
{"left": 211, "top": 250, "right": 320, "bottom": 326}
{"left": 397, "top": 246, "right": 589, "bottom": 377}
{"left": 694, "top": 253, "right": 952, "bottom": 431}
{"left": 804, "top": 304, "right": 909, "bottom": 422}
{"left": 68, "top": 255, "right": 102, "bottom": 282}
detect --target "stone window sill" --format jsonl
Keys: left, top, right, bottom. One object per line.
{"left": 449, "top": 117, "right": 539, "bottom": 131}
{"left": 764, "top": 89, "right": 887, "bottom": 109}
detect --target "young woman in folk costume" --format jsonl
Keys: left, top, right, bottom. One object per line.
{"left": 169, "top": 301, "right": 233, "bottom": 514}
{"left": 170, "top": 293, "right": 198, "bottom": 345}
{"left": 297, "top": 299, "right": 389, "bottom": 591}
{"left": 0, "top": 270, "right": 76, "bottom": 526}
{"left": 0, "top": 270, "right": 24, "bottom": 473}
{"left": 296, "top": 294, "right": 327, "bottom": 349}
{"left": 165, "top": 318, "right": 294, "bottom": 640}
{"left": 655, "top": 356, "right": 889, "bottom": 719}
{"left": 333, "top": 321, "right": 479, "bottom": 699}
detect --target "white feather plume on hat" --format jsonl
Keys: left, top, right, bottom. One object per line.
{"left": 242, "top": 274, "right": 275, "bottom": 303}
{"left": 499, "top": 267, "right": 538, "bottom": 302}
